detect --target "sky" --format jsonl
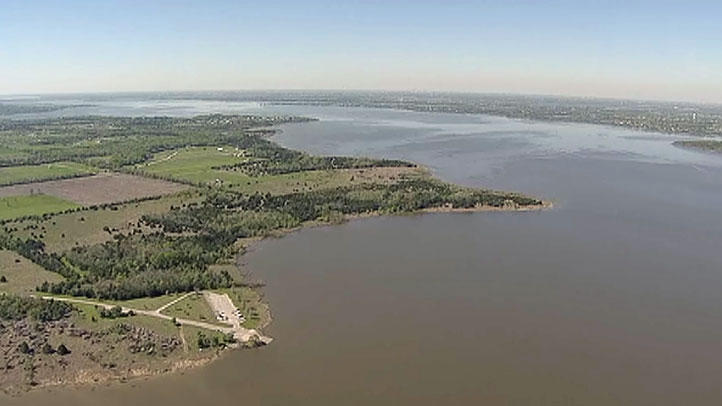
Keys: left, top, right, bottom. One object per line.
{"left": 1, "top": 0, "right": 721, "bottom": 103}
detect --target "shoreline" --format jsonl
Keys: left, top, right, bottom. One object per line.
{"left": 234, "top": 198, "right": 553, "bottom": 336}
{"left": 1, "top": 114, "right": 551, "bottom": 396}
{"left": 240, "top": 198, "right": 552, "bottom": 251}
{"left": 3, "top": 199, "right": 551, "bottom": 398}
{"left": 13, "top": 352, "right": 220, "bottom": 396}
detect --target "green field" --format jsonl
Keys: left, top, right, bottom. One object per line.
{"left": 109, "top": 293, "right": 184, "bottom": 311}
{"left": 0, "top": 145, "right": 27, "bottom": 160}
{"left": 0, "top": 250, "right": 65, "bottom": 295}
{"left": 160, "top": 293, "right": 224, "bottom": 325}
{"left": 181, "top": 325, "right": 229, "bottom": 351}
{"left": 9, "top": 191, "right": 200, "bottom": 253}
{"left": 133, "top": 146, "right": 406, "bottom": 195}
{"left": 0, "top": 162, "right": 97, "bottom": 186}
{"left": 134, "top": 146, "right": 247, "bottom": 184}
{"left": 51, "top": 294, "right": 226, "bottom": 335}
{"left": 0, "top": 194, "right": 81, "bottom": 220}
{"left": 71, "top": 302, "right": 180, "bottom": 337}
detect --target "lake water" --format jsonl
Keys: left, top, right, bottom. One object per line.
{"left": 6, "top": 99, "right": 722, "bottom": 405}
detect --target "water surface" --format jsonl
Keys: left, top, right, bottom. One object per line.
{"left": 6, "top": 100, "right": 722, "bottom": 405}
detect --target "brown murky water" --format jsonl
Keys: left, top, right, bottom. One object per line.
{"left": 6, "top": 102, "right": 722, "bottom": 405}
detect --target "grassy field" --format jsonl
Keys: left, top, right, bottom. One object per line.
{"left": 0, "top": 145, "right": 18, "bottom": 158}
{"left": 134, "top": 146, "right": 420, "bottom": 195}
{"left": 134, "top": 146, "right": 247, "bottom": 184}
{"left": 228, "top": 167, "right": 414, "bottom": 195}
{"left": 219, "top": 287, "right": 271, "bottom": 329}
{"left": 0, "top": 250, "right": 64, "bottom": 295}
{"left": 8, "top": 191, "right": 200, "bottom": 253}
{"left": 40, "top": 292, "right": 186, "bottom": 314}
{"left": 71, "top": 302, "right": 179, "bottom": 336}
{"left": 109, "top": 294, "right": 184, "bottom": 311}
{"left": 0, "top": 141, "right": 29, "bottom": 161}
{"left": 181, "top": 325, "right": 229, "bottom": 351}
{"left": 160, "top": 292, "right": 223, "bottom": 325}
{"left": 0, "top": 194, "right": 80, "bottom": 220}
{"left": 0, "top": 162, "right": 96, "bottom": 186}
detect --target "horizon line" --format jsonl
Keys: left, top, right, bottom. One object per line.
{"left": 2, "top": 88, "right": 721, "bottom": 108}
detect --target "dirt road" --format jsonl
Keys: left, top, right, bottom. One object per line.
{"left": 42, "top": 293, "right": 271, "bottom": 344}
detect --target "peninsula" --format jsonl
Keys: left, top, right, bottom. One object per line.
{"left": 0, "top": 114, "right": 545, "bottom": 393}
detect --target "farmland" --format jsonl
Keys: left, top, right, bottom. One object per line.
{"left": 7, "top": 192, "right": 199, "bottom": 253}
{"left": 131, "top": 146, "right": 248, "bottom": 184}
{"left": 0, "top": 173, "right": 190, "bottom": 206}
{"left": 0, "top": 162, "right": 96, "bottom": 186}
{"left": 0, "top": 195, "right": 80, "bottom": 220}
{"left": 132, "top": 146, "right": 422, "bottom": 195}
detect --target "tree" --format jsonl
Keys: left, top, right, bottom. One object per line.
{"left": 100, "top": 306, "right": 126, "bottom": 319}
{"left": 0, "top": 275, "right": 6, "bottom": 283}
{"left": 197, "top": 332, "right": 212, "bottom": 349}
{"left": 18, "top": 342, "right": 30, "bottom": 354}
{"left": 56, "top": 344, "right": 70, "bottom": 355}
{"left": 41, "top": 343, "right": 54, "bottom": 354}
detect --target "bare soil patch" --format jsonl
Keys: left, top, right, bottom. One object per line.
{"left": 0, "top": 173, "right": 190, "bottom": 205}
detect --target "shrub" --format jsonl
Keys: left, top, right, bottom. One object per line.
{"left": 18, "top": 342, "right": 31, "bottom": 354}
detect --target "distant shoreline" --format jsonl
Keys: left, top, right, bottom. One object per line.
{"left": 672, "top": 139, "right": 722, "bottom": 154}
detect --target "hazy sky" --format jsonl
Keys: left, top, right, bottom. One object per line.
{"left": 2, "top": 0, "right": 721, "bottom": 102}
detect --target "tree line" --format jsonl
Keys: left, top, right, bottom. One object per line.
{"left": 0, "top": 115, "right": 309, "bottom": 169}
{"left": 0, "top": 295, "right": 73, "bottom": 322}
{"left": 212, "top": 136, "right": 414, "bottom": 176}
{"left": 40, "top": 232, "right": 235, "bottom": 300}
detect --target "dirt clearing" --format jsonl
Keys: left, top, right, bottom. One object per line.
{"left": 0, "top": 173, "right": 190, "bottom": 205}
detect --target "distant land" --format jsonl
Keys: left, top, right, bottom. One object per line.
{"left": 4, "top": 91, "right": 722, "bottom": 137}
{"left": 673, "top": 139, "right": 722, "bottom": 153}
{"left": 0, "top": 103, "right": 76, "bottom": 116}
{"left": 135, "top": 91, "right": 722, "bottom": 138}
